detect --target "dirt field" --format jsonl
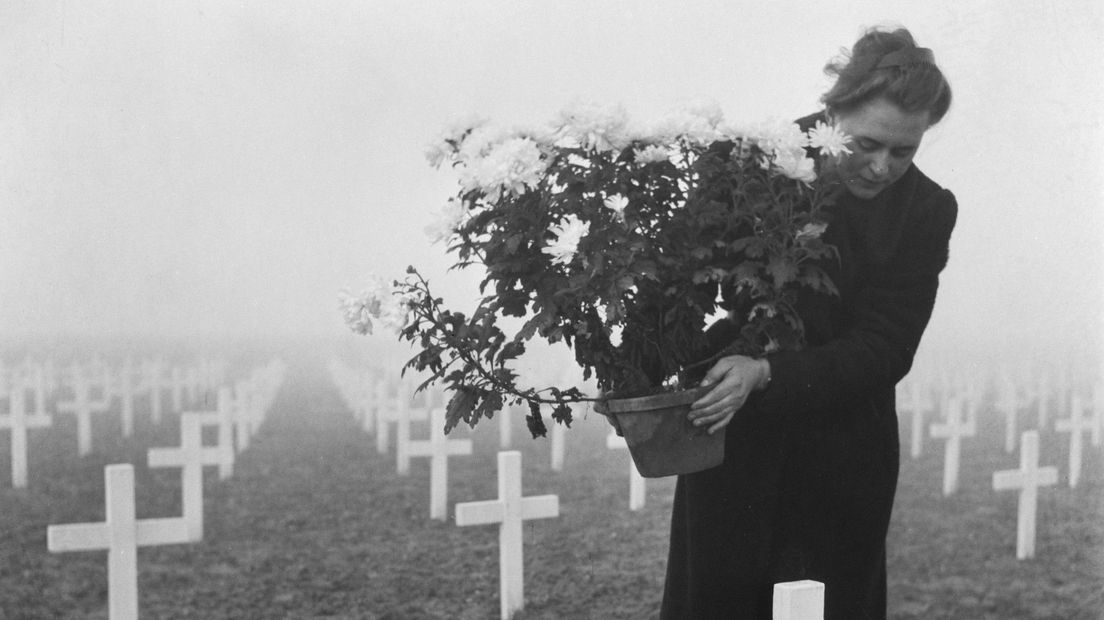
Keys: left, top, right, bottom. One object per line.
{"left": 2, "top": 356, "right": 1102, "bottom": 619}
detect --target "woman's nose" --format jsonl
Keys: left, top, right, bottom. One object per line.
{"left": 869, "top": 152, "right": 890, "bottom": 177}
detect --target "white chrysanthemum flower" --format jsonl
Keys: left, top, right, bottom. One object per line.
{"left": 456, "top": 124, "right": 516, "bottom": 165}
{"left": 424, "top": 198, "right": 466, "bottom": 244}
{"left": 424, "top": 113, "right": 490, "bottom": 167}
{"left": 338, "top": 288, "right": 376, "bottom": 335}
{"left": 553, "top": 101, "right": 635, "bottom": 153}
{"left": 541, "top": 214, "right": 590, "bottom": 266}
{"left": 566, "top": 153, "right": 592, "bottom": 169}
{"left": 459, "top": 137, "right": 548, "bottom": 201}
{"left": 773, "top": 149, "right": 817, "bottom": 183}
{"left": 603, "top": 193, "right": 628, "bottom": 220}
{"left": 807, "top": 120, "right": 852, "bottom": 158}
{"left": 338, "top": 276, "right": 413, "bottom": 335}
{"left": 633, "top": 144, "right": 671, "bottom": 165}
{"left": 650, "top": 99, "right": 726, "bottom": 145}
{"left": 750, "top": 118, "right": 809, "bottom": 157}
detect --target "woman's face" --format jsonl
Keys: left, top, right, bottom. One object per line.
{"left": 826, "top": 97, "right": 932, "bottom": 199}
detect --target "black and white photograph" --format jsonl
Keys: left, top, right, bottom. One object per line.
{"left": 2, "top": 1, "right": 1101, "bottom": 618}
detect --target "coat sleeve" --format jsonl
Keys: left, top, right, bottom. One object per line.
{"left": 754, "top": 188, "right": 958, "bottom": 419}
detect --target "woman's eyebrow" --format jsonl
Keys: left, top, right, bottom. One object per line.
{"left": 857, "top": 136, "right": 920, "bottom": 149}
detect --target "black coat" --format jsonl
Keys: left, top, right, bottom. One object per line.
{"left": 660, "top": 113, "right": 958, "bottom": 619}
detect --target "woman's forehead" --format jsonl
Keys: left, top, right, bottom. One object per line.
{"left": 837, "top": 99, "right": 930, "bottom": 146}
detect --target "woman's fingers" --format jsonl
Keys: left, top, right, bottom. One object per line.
{"left": 707, "top": 410, "right": 736, "bottom": 435}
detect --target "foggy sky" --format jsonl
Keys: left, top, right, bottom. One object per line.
{"left": 2, "top": 1, "right": 1102, "bottom": 361}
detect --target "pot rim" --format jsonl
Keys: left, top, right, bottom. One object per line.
{"left": 602, "top": 384, "right": 713, "bottom": 414}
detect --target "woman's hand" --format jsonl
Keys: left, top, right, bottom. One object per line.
{"left": 688, "top": 355, "right": 771, "bottom": 435}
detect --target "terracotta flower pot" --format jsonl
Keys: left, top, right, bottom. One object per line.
{"left": 602, "top": 385, "right": 725, "bottom": 478}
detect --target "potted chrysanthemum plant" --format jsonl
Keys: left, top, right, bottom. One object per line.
{"left": 341, "top": 102, "right": 849, "bottom": 476}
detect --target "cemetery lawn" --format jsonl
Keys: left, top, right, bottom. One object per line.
{"left": 2, "top": 358, "right": 1102, "bottom": 619}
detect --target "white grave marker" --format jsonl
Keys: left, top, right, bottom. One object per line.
{"left": 47, "top": 464, "right": 191, "bottom": 620}
{"left": 993, "top": 430, "right": 1058, "bottom": 560}
{"left": 407, "top": 407, "right": 473, "bottom": 519}
{"left": 499, "top": 405, "right": 513, "bottom": 449}
{"left": 148, "top": 413, "right": 224, "bottom": 540}
{"left": 994, "top": 375, "right": 1022, "bottom": 454}
{"left": 28, "top": 362, "right": 50, "bottom": 418}
{"left": 929, "top": 397, "right": 975, "bottom": 496}
{"left": 1054, "top": 394, "right": 1093, "bottom": 488}
{"left": 606, "top": 430, "right": 645, "bottom": 510}
{"left": 231, "top": 380, "right": 253, "bottom": 453}
{"left": 113, "top": 360, "right": 138, "bottom": 438}
{"left": 772, "top": 580, "right": 825, "bottom": 620}
{"left": 898, "top": 378, "right": 932, "bottom": 459}
{"left": 56, "top": 366, "right": 112, "bottom": 457}
{"left": 1034, "top": 371, "right": 1051, "bottom": 431}
{"left": 144, "top": 358, "right": 166, "bottom": 424}
{"left": 193, "top": 387, "right": 236, "bottom": 480}
{"left": 393, "top": 392, "right": 429, "bottom": 475}
{"left": 2, "top": 380, "right": 53, "bottom": 488}
{"left": 374, "top": 379, "right": 395, "bottom": 454}
{"left": 550, "top": 415, "right": 565, "bottom": 472}
{"left": 455, "top": 451, "right": 559, "bottom": 620}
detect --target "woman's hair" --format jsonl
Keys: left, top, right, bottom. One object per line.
{"left": 821, "top": 27, "right": 952, "bottom": 125}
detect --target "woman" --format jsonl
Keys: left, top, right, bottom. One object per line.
{"left": 662, "top": 27, "right": 957, "bottom": 618}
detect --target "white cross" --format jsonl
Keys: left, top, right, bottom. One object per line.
{"left": 388, "top": 385, "right": 427, "bottom": 469}
{"left": 897, "top": 377, "right": 932, "bottom": 459}
{"left": 25, "top": 361, "right": 50, "bottom": 418}
{"left": 993, "top": 374, "right": 1023, "bottom": 454}
{"left": 606, "top": 430, "right": 646, "bottom": 510}
{"left": 929, "top": 396, "right": 975, "bottom": 496}
{"left": 455, "top": 451, "right": 559, "bottom": 620}
{"left": 143, "top": 358, "right": 166, "bottom": 424}
{"left": 231, "top": 380, "right": 254, "bottom": 453}
{"left": 56, "top": 366, "right": 112, "bottom": 457}
{"left": 772, "top": 580, "right": 825, "bottom": 620}
{"left": 191, "top": 386, "right": 236, "bottom": 480}
{"left": 549, "top": 413, "right": 565, "bottom": 472}
{"left": 47, "top": 464, "right": 191, "bottom": 620}
{"left": 384, "top": 379, "right": 426, "bottom": 465}
{"left": 1054, "top": 394, "right": 1093, "bottom": 488}
{"left": 148, "top": 413, "right": 224, "bottom": 541}
{"left": 374, "top": 378, "right": 394, "bottom": 454}
{"left": 1033, "top": 371, "right": 1052, "bottom": 431}
{"left": 356, "top": 371, "right": 376, "bottom": 434}
{"left": 110, "top": 359, "right": 139, "bottom": 438}
{"left": 1, "top": 378, "right": 53, "bottom": 488}
{"left": 993, "top": 430, "right": 1058, "bottom": 559}
{"left": 407, "top": 406, "right": 472, "bottom": 519}
{"left": 499, "top": 404, "right": 513, "bottom": 449}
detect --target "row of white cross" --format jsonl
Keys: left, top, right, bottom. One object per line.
{"left": 0, "top": 357, "right": 231, "bottom": 488}
{"left": 38, "top": 360, "right": 286, "bottom": 620}
{"left": 1, "top": 357, "right": 228, "bottom": 423}
{"left": 898, "top": 365, "right": 1104, "bottom": 460}
{"left": 333, "top": 356, "right": 1104, "bottom": 617}
{"left": 329, "top": 361, "right": 825, "bottom": 620}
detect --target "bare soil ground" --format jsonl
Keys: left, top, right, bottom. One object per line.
{"left": 2, "top": 358, "right": 1102, "bottom": 619}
